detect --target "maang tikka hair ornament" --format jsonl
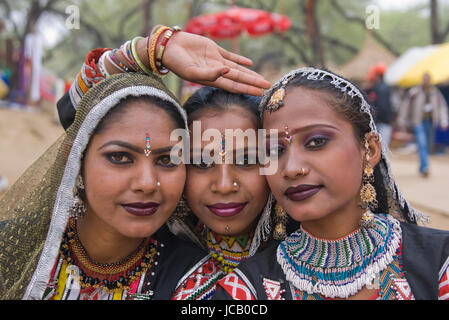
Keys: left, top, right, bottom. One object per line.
{"left": 144, "top": 133, "right": 151, "bottom": 157}
{"left": 260, "top": 67, "right": 429, "bottom": 225}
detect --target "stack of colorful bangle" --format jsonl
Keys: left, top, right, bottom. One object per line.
{"left": 97, "top": 25, "right": 182, "bottom": 78}
{"left": 120, "top": 40, "right": 140, "bottom": 72}
{"left": 148, "top": 25, "right": 182, "bottom": 75}
{"left": 97, "top": 51, "right": 110, "bottom": 77}
{"left": 106, "top": 49, "right": 132, "bottom": 73}
{"left": 72, "top": 24, "right": 182, "bottom": 110}
{"left": 68, "top": 48, "right": 111, "bottom": 110}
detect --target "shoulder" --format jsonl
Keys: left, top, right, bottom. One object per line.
{"left": 401, "top": 222, "right": 449, "bottom": 253}
{"left": 171, "top": 255, "right": 223, "bottom": 300}
{"left": 400, "top": 222, "right": 449, "bottom": 299}
{"left": 216, "top": 240, "right": 286, "bottom": 300}
{"left": 150, "top": 224, "right": 208, "bottom": 299}
{"left": 154, "top": 224, "right": 207, "bottom": 266}
{"left": 238, "top": 240, "right": 280, "bottom": 274}
{"left": 401, "top": 222, "right": 449, "bottom": 268}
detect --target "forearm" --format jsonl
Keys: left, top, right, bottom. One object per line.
{"left": 57, "top": 26, "right": 178, "bottom": 130}
{"left": 103, "top": 26, "right": 178, "bottom": 76}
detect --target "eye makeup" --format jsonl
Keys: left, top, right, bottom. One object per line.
{"left": 303, "top": 131, "right": 335, "bottom": 150}
{"left": 105, "top": 151, "right": 133, "bottom": 164}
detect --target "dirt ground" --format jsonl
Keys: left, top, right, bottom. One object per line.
{"left": 0, "top": 105, "right": 64, "bottom": 191}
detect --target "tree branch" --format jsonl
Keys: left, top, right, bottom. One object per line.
{"left": 279, "top": 33, "right": 313, "bottom": 65}
{"left": 438, "top": 21, "right": 449, "bottom": 43}
{"left": 46, "top": 6, "right": 107, "bottom": 47}
{"left": 290, "top": 25, "right": 358, "bottom": 54}
{"left": 331, "top": 0, "right": 399, "bottom": 56}
{"left": 0, "top": 0, "right": 21, "bottom": 38}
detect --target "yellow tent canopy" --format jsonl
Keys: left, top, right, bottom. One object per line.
{"left": 384, "top": 42, "right": 449, "bottom": 87}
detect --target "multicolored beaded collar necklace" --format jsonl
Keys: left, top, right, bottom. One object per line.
{"left": 206, "top": 229, "right": 254, "bottom": 274}
{"left": 277, "top": 214, "right": 402, "bottom": 299}
{"left": 59, "top": 218, "right": 159, "bottom": 293}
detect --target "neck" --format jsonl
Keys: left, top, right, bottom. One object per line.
{"left": 76, "top": 211, "right": 145, "bottom": 264}
{"left": 299, "top": 199, "right": 362, "bottom": 240}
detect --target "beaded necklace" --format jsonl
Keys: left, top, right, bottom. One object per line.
{"left": 206, "top": 228, "right": 254, "bottom": 274}
{"left": 59, "top": 218, "right": 159, "bottom": 293}
{"left": 277, "top": 214, "right": 402, "bottom": 299}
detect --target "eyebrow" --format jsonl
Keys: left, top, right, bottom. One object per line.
{"left": 266, "top": 123, "right": 339, "bottom": 137}
{"left": 98, "top": 140, "right": 176, "bottom": 155}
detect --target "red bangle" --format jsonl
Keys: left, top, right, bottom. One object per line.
{"left": 146, "top": 24, "right": 164, "bottom": 67}
{"left": 155, "top": 26, "right": 181, "bottom": 75}
{"left": 148, "top": 26, "right": 170, "bottom": 75}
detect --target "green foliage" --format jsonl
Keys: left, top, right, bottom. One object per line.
{"left": 3, "top": 0, "right": 449, "bottom": 96}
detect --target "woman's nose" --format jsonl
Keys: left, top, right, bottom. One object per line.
{"left": 210, "top": 165, "right": 237, "bottom": 194}
{"left": 281, "top": 149, "right": 309, "bottom": 180}
{"left": 130, "top": 161, "right": 159, "bottom": 194}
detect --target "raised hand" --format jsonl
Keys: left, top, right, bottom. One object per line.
{"left": 162, "top": 32, "right": 271, "bottom": 96}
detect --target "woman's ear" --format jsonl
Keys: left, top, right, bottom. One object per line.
{"left": 364, "top": 131, "right": 382, "bottom": 167}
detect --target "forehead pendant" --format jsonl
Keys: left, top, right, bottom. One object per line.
{"left": 219, "top": 133, "right": 226, "bottom": 161}
{"left": 144, "top": 133, "right": 152, "bottom": 157}
{"left": 284, "top": 126, "right": 292, "bottom": 144}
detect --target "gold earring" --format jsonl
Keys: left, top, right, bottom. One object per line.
{"left": 359, "top": 140, "right": 377, "bottom": 228}
{"left": 273, "top": 203, "right": 288, "bottom": 240}
{"left": 69, "top": 175, "right": 86, "bottom": 219}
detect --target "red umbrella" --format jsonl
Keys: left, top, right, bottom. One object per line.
{"left": 185, "top": 6, "right": 291, "bottom": 40}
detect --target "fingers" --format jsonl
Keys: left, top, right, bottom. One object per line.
{"left": 200, "top": 77, "right": 267, "bottom": 96}
{"left": 186, "top": 65, "right": 231, "bottom": 82}
{"left": 222, "top": 58, "right": 270, "bottom": 84}
{"left": 221, "top": 68, "right": 271, "bottom": 90}
{"left": 218, "top": 46, "right": 253, "bottom": 67}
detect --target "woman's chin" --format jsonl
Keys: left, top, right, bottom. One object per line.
{"left": 119, "top": 222, "right": 160, "bottom": 239}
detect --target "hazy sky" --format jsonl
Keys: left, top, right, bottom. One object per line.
{"left": 375, "top": 0, "right": 428, "bottom": 10}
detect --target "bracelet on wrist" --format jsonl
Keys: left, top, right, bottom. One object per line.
{"left": 97, "top": 51, "right": 110, "bottom": 77}
{"left": 155, "top": 26, "right": 181, "bottom": 75}
{"left": 131, "top": 36, "right": 153, "bottom": 76}
{"left": 148, "top": 26, "right": 171, "bottom": 76}
{"left": 120, "top": 41, "right": 138, "bottom": 72}
{"left": 107, "top": 49, "right": 132, "bottom": 73}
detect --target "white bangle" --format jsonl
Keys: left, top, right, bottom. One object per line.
{"left": 97, "top": 51, "right": 111, "bottom": 77}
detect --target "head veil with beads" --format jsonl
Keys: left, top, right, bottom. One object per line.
{"left": 259, "top": 67, "right": 429, "bottom": 226}
{"left": 0, "top": 73, "right": 187, "bottom": 299}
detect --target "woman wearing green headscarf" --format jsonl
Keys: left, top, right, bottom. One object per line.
{"left": 0, "top": 28, "right": 269, "bottom": 300}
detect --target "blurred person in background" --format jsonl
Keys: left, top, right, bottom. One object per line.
{"left": 23, "top": 19, "right": 43, "bottom": 108}
{"left": 367, "top": 63, "right": 393, "bottom": 153}
{"left": 397, "top": 72, "right": 449, "bottom": 177}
